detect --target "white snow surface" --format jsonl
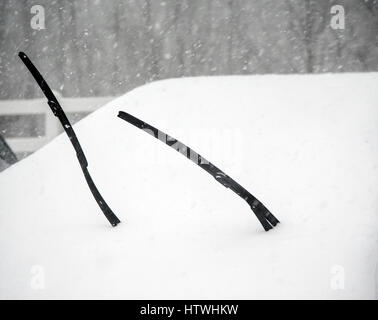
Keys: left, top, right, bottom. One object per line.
{"left": 1, "top": 74, "right": 378, "bottom": 299}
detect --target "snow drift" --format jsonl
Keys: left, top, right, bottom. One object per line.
{"left": 0, "top": 74, "right": 377, "bottom": 299}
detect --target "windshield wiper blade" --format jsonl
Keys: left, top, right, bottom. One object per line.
{"left": 118, "top": 110, "right": 279, "bottom": 231}
{"left": 19, "top": 52, "right": 120, "bottom": 227}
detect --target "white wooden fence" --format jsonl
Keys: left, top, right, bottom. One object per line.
{"left": 0, "top": 94, "right": 113, "bottom": 158}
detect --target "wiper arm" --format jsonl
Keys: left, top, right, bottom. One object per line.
{"left": 19, "top": 52, "right": 120, "bottom": 227}
{"left": 118, "top": 111, "right": 279, "bottom": 231}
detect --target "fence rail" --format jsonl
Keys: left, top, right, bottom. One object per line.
{"left": 0, "top": 95, "right": 113, "bottom": 158}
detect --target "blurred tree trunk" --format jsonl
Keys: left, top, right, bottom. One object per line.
{"left": 304, "top": 0, "right": 314, "bottom": 73}
{"left": 143, "top": 0, "right": 160, "bottom": 81}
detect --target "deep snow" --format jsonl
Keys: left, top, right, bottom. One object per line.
{"left": 0, "top": 74, "right": 378, "bottom": 299}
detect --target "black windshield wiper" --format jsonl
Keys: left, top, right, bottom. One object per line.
{"left": 19, "top": 52, "right": 120, "bottom": 227}
{"left": 118, "top": 111, "right": 279, "bottom": 231}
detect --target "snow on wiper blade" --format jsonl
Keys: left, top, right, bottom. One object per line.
{"left": 18, "top": 52, "right": 120, "bottom": 227}
{"left": 118, "top": 110, "right": 279, "bottom": 231}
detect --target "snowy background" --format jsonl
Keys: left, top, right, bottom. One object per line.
{"left": 0, "top": 0, "right": 378, "bottom": 299}
{"left": 1, "top": 0, "right": 378, "bottom": 100}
